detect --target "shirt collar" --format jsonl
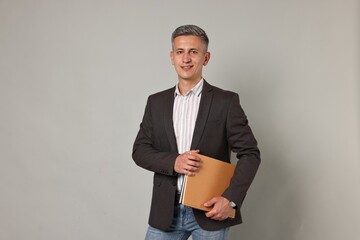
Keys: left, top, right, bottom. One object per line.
{"left": 174, "top": 78, "right": 204, "bottom": 97}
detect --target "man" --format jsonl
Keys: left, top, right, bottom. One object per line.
{"left": 132, "top": 25, "right": 260, "bottom": 240}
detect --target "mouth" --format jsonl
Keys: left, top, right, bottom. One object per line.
{"left": 181, "top": 65, "right": 193, "bottom": 71}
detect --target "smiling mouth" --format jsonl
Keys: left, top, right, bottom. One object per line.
{"left": 181, "top": 65, "right": 193, "bottom": 70}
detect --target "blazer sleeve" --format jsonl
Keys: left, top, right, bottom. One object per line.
{"left": 132, "top": 96, "right": 179, "bottom": 176}
{"left": 222, "top": 93, "right": 261, "bottom": 207}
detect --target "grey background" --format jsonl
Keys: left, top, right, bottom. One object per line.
{"left": 1, "top": 0, "right": 359, "bottom": 239}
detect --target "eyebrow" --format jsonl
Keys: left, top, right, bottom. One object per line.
{"left": 174, "top": 48, "right": 200, "bottom": 51}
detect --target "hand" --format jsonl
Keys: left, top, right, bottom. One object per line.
{"left": 204, "top": 197, "right": 232, "bottom": 221}
{"left": 174, "top": 150, "right": 201, "bottom": 176}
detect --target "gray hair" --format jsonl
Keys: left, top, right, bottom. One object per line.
{"left": 171, "top": 25, "right": 209, "bottom": 51}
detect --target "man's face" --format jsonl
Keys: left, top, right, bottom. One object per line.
{"left": 170, "top": 35, "right": 210, "bottom": 83}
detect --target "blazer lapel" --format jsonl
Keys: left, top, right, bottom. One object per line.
{"left": 163, "top": 87, "right": 178, "bottom": 153}
{"left": 191, "top": 80, "right": 213, "bottom": 150}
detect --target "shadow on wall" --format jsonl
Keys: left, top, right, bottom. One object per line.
{"left": 227, "top": 77, "right": 304, "bottom": 240}
{"left": 230, "top": 148, "right": 304, "bottom": 240}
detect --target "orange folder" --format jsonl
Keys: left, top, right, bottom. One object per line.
{"left": 181, "top": 153, "right": 236, "bottom": 218}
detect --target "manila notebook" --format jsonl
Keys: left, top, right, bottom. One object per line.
{"left": 181, "top": 153, "right": 236, "bottom": 218}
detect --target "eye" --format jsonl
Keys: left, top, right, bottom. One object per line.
{"left": 176, "top": 50, "right": 184, "bottom": 55}
{"left": 190, "top": 50, "right": 198, "bottom": 55}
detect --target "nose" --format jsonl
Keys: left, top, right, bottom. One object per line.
{"left": 182, "top": 52, "right": 191, "bottom": 63}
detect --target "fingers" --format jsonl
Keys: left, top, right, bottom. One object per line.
{"left": 204, "top": 197, "right": 231, "bottom": 221}
{"left": 184, "top": 150, "right": 201, "bottom": 163}
{"left": 204, "top": 198, "right": 216, "bottom": 208}
{"left": 182, "top": 151, "right": 201, "bottom": 176}
{"left": 206, "top": 210, "right": 227, "bottom": 221}
{"left": 206, "top": 207, "right": 229, "bottom": 221}
{"left": 188, "top": 149, "right": 200, "bottom": 154}
{"left": 174, "top": 150, "right": 202, "bottom": 175}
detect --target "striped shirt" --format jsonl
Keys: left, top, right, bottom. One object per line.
{"left": 173, "top": 79, "right": 204, "bottom": 192}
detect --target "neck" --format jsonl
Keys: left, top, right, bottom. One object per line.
{"left": 178, "top": 78, "right": 202, "bottom": 95}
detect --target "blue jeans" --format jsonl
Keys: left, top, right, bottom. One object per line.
{"left": 145, "top": 204, "right": 229, "bottom": 240}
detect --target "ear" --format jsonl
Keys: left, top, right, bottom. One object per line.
{"left": 203, "top": 52, "right": 211, "bottom": 66}
{"left": 170, "top": 51, "right": 174, "bottom": 65}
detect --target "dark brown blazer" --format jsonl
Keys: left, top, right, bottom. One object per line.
{"left": 132, "top": 80, "right": 260, "bottom": 231}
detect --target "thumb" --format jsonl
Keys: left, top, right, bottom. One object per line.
{"left": 204, "top": 197, "right": 217, "bottom": 207}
